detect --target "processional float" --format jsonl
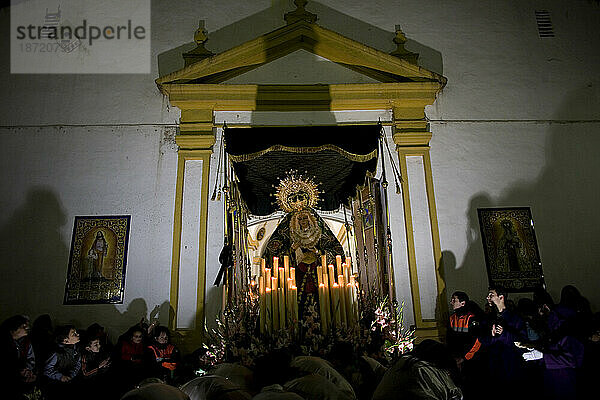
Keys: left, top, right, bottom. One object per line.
{"left": 209, "top": 124, "right": 413, "bottom": 358}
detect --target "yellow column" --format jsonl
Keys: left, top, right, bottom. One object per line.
{"left": 392, "top": 106, "right": 446, "bottom": 342}
{"left": 169, "top": 108, "right": 215, "bottom": 352}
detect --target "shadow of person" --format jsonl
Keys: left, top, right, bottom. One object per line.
{"left": 147, "top": 300, "right": 175, "bottom": 332}
{"left": 0, "top": 187, "right": 69, "bottom": 318}
{"left": 499, "top": 86, "right": 600, "bottom": 303}
{"left": 457, "top": 85, "right": 600, "bottom": 307}
{"left": 436, "top": 250, "right": 456, "bottom": 324}
{"left": 119, "top": 298, "right": 150, "bottom": 330}
{"left": 451, "top": 193, "right": 494, "bottom": 300}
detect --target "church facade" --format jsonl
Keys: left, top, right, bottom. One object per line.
{"left": 1, "top": 0, "right": 599, "bottom": 346}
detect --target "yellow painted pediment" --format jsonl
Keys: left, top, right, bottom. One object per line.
{"left": 156, "top": 20, "right": 446, "bottom": 87}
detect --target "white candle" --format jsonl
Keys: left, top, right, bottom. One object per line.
{"left": 265, "top": 287, "right": 272, "bottom": 334}
{"left": 279, "top": 267, "right": 285, "bottom": 290}
{"left": 278, "top": 287, "right": 286, "bottom": 329}
{"left": 338, "top": 274, "right": 347, "bottom": 327}
{"left": 283, "top": 256, "right": 290, "bottom": 295}
{"left": 271, "top": 276, "right": 279, "bottom": 331}
{"left": 319, "top": 283, "right": 327, "bottom": 333}
{"left": 328, "top": 265, "right": 336, "bottom": 289}
{"left": 291, "top": 285, "right": 298, "bottom": 330}
{"left": 332, "top": 283, "right": 341, "bottom": 328}
{"left": 259, "top": 276, "right": 265, "bottom": 334}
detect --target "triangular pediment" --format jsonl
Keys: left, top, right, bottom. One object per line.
{"left": 225, "top": 50, "right": 379, "bottom": 84}
{"left": 156, "top": 20, "right": 446, "bottom": 86}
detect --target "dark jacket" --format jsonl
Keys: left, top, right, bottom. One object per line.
{"left": 44, "top": 343, "right": 81, "bottom": 381}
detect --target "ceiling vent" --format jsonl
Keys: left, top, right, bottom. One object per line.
{"left": 535, "top": 10, "right": 555, "bottom": 38}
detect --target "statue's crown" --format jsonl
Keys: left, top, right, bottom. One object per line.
{"left": 274, "top": 170, "right": 320, "bottom": 213}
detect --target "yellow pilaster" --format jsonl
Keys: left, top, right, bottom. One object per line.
{"left": 169, "top": 109, "right": 215, "bottom": 352}
{"left": 393, "top": 107, "right": 446, "bottom": 342}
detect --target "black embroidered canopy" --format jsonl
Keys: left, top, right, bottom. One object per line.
{"left": 225, "top": 125, "right": 380, "bottom": 216}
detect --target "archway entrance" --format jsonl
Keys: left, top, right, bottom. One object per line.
{"left": 156, "top": 1, "right": 446, "bottom": 350}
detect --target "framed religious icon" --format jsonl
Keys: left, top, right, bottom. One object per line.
{"left": 64, "top": 215, "right": 131, "bottom": 304}
{"left": 478, "top": 207, "right": 545, "bottom": 292}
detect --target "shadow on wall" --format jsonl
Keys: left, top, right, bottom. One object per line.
{"left": 204, "top": 285, "right": 222, "bottom": 331}
{"left": 447, "top": 193, "right": 494, "bottom": 303}
{"left": 0, "top": 187, "right": 178, "bottom": 340}
{"left": 157, "top": 1, "right": 443, "bottom": 78}
{"left": 436, "top": 250, "right": 455, "bottom": 322}
{"left": 454, "top": 85, "right": 600, "bottom": 310}
{"left": 0, "top": 188, "right": 69, "bottom": 317}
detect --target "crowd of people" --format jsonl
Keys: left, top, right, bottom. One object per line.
{"left": 446, "top": 284, "right": 599, "bottom": 400}
{"left": 0, "top": 317, "right": 183, "bottom": 400}
{"left": 1, "top": 283, "right": 598, "bottom": 400}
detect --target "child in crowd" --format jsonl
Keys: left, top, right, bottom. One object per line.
{"left": 86, "top": 322, "right": 113, "bottom": 354}
{"left": 31, "top": 313, "right": 54, "bottom": 375}
{"left": 43, "top": 325, "right": 81, "bottom": 400}
{"left": 81, "top": 334, "right": 112, "bottom": 400}
{"left": 81, "top": 335, "right": 111, "bottom": 379}
{"left": 146, "top": 326, "right": 180, "bottom": 384}
{"left": 115, "top": 325, "right": 147, "bottom": 392}
{"left": 0, "top": 314, "right": 37, "bottom": 399}
{"left": 119, "top": 326, "right": 146, "bottom": 364}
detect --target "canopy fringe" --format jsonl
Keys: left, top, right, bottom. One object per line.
{"left": 228, "top": 144, "right": 377, "bottom": 163}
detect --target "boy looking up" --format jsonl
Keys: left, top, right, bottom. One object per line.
{"left": 44, "top": 325, "right": 81, "bottom": 399}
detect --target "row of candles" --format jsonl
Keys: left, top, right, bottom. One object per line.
{"left": 257, "top": 254, "right": 359, "bottom": 335}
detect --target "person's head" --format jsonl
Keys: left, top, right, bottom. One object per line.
{"left": 87, "top": 322, "right": 104, "bottom": 336}
{"left": 32, "top": 314, "right": 53, "bottom": 333}
{"left": 560, "top": 285, "right": 581, "bottom": 308}
{"left": 329, "top": 341, "right": 355, "bottom": 368}
{"left": 2, "top": 315, "right": 30, "bottom": 340}
{"left": 487, "top": 286, "right": 507, "bottom": 311}
{"left": 517, "top": 298, "right": 537, "bottom": 319}
{"left": 56, "top": 325, "right": 80, "bottom": 345}
{"left": 450, "top": 291, "right": 469, "bottom": 311}
{"left": 253, "top": 348, "right": 293, "bottom": 388}
{"left": 154, "top": 326, "right": 170, "bottom": 345}
{"left": 130, "top": 328, "right": 144, "bottom": 344}
{"left": 533, "top": 287, "right": 554, "bottom": 307}
{"left": 412, "top": 339, "right": 457, "bottom": 373}
{"left": 85, "top": 337, "right": 101, "bottom": 353}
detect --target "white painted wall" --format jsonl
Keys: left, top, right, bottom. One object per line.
{"left": 1, "top": 0, "right": 599, "bottom": 339}
{"left": 0, "top": 126, "right": 178, "bottom": 338}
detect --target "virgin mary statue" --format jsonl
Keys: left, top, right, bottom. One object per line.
{"left": 262, "top": 172, "right": 344, "bottom": 319}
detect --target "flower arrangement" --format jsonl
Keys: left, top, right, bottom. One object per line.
{"left": 198, "top": 291, "right": 415, "bottom": 369}
{"left": 369, "top": 296, "right": 415, "bottom": 358}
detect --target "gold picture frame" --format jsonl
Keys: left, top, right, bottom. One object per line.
{"left": 64, "top": 215, "right": 131, "bottom": 304}
{"left": 478, "top": 207, "right": 545, "bottom": 292}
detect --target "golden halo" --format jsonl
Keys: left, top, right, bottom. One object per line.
{"left": 274, "top": 170, "right": 320, "bottom": 213}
